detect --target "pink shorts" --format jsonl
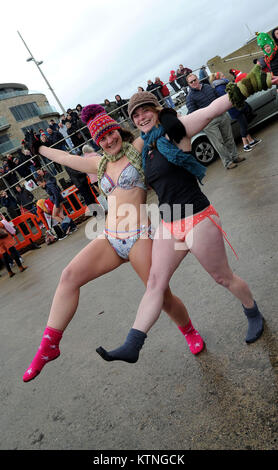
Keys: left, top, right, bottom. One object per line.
{"left": 162, "top": 204, "right": 238, "bottom": 259}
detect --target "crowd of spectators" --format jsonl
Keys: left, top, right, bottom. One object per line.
{"left": 0, "top": 104, "right": 101, "bottom": 221}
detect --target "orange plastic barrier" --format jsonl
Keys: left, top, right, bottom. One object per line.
{"left": 87, "top": 176, "right": 99, "bottom": 202}
{"left": 12, "top": 212, "right": 43, "bottom": 251}
{"left": 61, "top": 185, "right": 86, "bottom": 219}
{"left": 5, "top": 182, "right": 100, "bottom": 251}
{"left": 61, "top": 181, "right": 99, "bottom": 220}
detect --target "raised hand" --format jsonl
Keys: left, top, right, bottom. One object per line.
{"left": 159, "top": 108, "right": 187, "bottom": 143}
{"left": 24, "top": 129, "right": 41, "bottom": 155}
{"left": 271, "top": 75, "right": 278, "bottom": 85}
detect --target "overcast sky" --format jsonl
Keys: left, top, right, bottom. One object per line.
{"left": 2, "top": 0, "right": 278, "bottom": 113}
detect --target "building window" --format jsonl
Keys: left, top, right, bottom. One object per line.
{"left": 0, "top": 134, "right": 9, "bottom": 144}
{"left": 9, "top": 102, "right": 40, "bottom": 122}
{"left": 21, "top": 120, "right": 49, "bottom": 135}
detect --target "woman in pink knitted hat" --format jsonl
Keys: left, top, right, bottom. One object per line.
{"left": 22, "top": 104, "right": 205, "bottom": 382}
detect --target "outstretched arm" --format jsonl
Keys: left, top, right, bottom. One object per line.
{"left": 39, "top": 146, "right": 101, "bottom": 174}
{"left": 179, "top": 74, "right": 278, "bottom": 138}
{"left": 178, "top": 94, "right": 232, "bottom": 138}
{"left": 24, "top": 129, "right": 100, "bottom": 174}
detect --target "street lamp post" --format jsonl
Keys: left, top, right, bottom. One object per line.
{"left": 17, "top": 30, "right": 66, "bottom": 114}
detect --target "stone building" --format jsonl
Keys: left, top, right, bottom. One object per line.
{"left": 207, "top": 30, "right": 273, "bottom": 78}
{"left": 0, "top": 83, "right": 60, "bottom": 156}
{"left": 0, "top": 84, "right": 70, "bottom": 210}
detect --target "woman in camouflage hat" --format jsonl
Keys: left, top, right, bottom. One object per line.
{"left": 96, "top": 70, "right": 278, "bottom": 364}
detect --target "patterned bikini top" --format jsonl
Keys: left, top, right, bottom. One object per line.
{"left": 100, "top": 162, "right": 146, "bottom": 196}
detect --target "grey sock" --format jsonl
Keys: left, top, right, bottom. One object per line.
{"left": 96, "top": 328, "right": 147, "bottom": 363}
{"left": 243, "top": 300, "right": 264, "bottom": 344}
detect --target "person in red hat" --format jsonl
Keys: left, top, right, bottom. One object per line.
{"left": 155, "top": 77, "right": 175, "bottom": 108}
{"left": 169, "top": 70, "right": 180, "bottom": 92}
{"left": 229, "top": 68, "right": 247, "bottom": 82}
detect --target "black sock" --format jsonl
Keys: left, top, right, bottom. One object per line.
{"left": 243, "top": 300, "right": 264, "bottom": 344}
{"left": 96, "top": 328, "right": 147, "bottom": 363}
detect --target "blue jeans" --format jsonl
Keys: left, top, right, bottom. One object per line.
{"left": 164, "top": 96, "right": 175, "bottom": 108}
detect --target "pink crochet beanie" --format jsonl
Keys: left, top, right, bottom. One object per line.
{"left": 81, "top": 104, "right": 120, "bottom": 145}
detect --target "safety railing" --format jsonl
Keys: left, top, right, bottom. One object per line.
{"left": 38, "top": 105, "right": 60, "bottom": 116}
{"left": 0, "top": 89, "right": 45, "bottom": 101}
{"left": 0, "top": 90, "right": 28, "bottom": 101}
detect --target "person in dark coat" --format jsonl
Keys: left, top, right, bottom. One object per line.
{"left": 66, "top": 108, "right": 79, "bottom": 124}
{"left": 104, "top": 99, "right": 121, "bottom": 121}
{"left": 48, "top": 119, "right": 59, "bottom": 132}
{"left": 75, "top": 104, "right": 83, "bottom": 117}
{"left": 65, "top": 165, "right": 96, "bottom": 207}
{"left": 272, "top": 27, "right": 278, "bottom": 46}
{"left": 14, "top": 184, "right": 36, "bottom": 214}
{"left": 146, "top": 80, "right": 162, "bottom": 101}
{"left": 13, "top": 154, "right": 30, "bottom": 179}
{"left": 36, "top": 170, "right": 63, "bottom": 212}
{"left": 46, "top": 127, "right": 66, "bottom": 151}
{"left": 199, "top": 66, "right": 210, "bottom": 85}
{"left": 176, "top": 64, "right": 192, "bottom": 88}
{"left": 2, "top": 156, "right": 19, "bottom": 186}
{"left": 65, "top": 121, "right": 85, "bottom": 154}
{"left": 115, "top": 94, "right": 129, "bottom": 119}
{"left": 0, "top": 190, "right": 20, "bottom": 219}
{"left": 36, "top": 169, "right": 77, "bottom": 234}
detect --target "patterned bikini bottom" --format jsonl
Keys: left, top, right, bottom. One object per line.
{"left": 104, "top": 224, "right": 155, "bottom": 260}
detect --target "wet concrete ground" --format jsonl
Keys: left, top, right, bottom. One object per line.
{"left": 0, "top": 119, "right": 278, "bottom": 451}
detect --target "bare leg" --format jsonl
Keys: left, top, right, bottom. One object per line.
{"left": 188, "top": 215, "right": 264, "bottom": 343}
{"left": 96, "top": 234, "right": 202, "bottom": 363}
{"left": 96, "top": 227, "right": 205, "bottom": 363}
{"left": 47, "top": 236, "right": 125, "bottom": 331}
{"left": 128, "top": 236, "right": 190, "bottom": 329}
{"left": 130, "top": 215, "right": 260, "bottom": 344}
{"left": 132, "top": 224, "right": 189, "bottom": 333}
{"left": 188, "top": 215, "right": 254, "bottom": 307}
{"left": 52, "top": 205, "right": 64, "bottom": 221}
{"left": 23, "top": 236, "right": 126, "bottom": 381}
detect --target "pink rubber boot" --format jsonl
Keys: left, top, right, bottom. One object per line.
{"left": 23, "top": 326, "right": 62, "bottom": 382}
{"left": 178, "top": 319, "right": 204, "bottom": 355}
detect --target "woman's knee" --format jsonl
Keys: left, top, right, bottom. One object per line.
{"left": 59, "top": 263, "right": 81, "bottom": 288}
{"left": 211, "top": 269, "right": 234, "bottom": 288}
{"left": 146, "top": 270, "right": 169, "bottom": 294}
